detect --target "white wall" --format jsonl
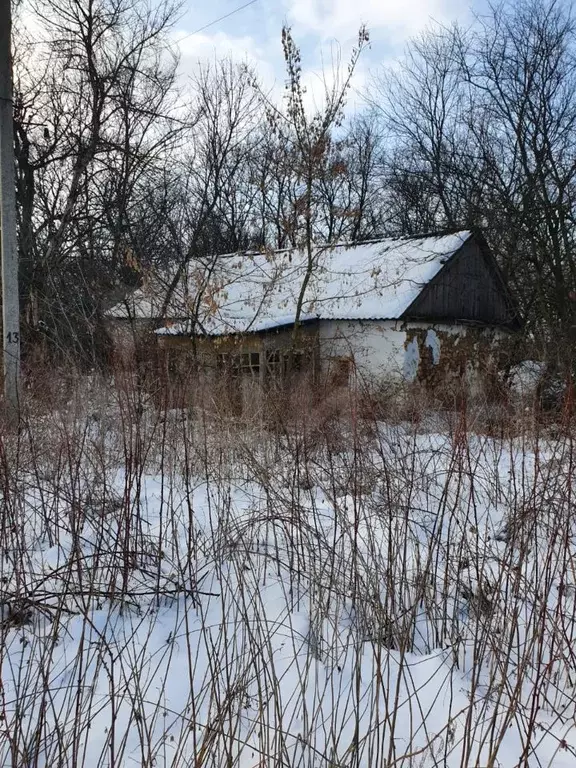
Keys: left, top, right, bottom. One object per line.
{"left": 318, "top": 320, "right": 508, "bottom": 384}
{"left": 319, "top": 320, "right": 407, "bottom": 381}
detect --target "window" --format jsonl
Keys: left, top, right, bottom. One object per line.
{"left": 265, "top": 348, "right": 308, "bottom": 381}
{"left": 217, "top": 351, "right": 260, "bottom": 376}
{"left": 282, "top": 350, "right": 305, "bottom": 376}
{"left": 330, "top": 357, "right": 353, "bottom": 387}
{"left": 216, "top": 352, "right": 232, "bottom": 374}
{"left": 167, "top": 350, "right": 179, "bottom": 376}
{"left": 286, "top": 351, "right": 304, "bottom": 374}
{"left": 266, "top": 350, "right": 282, "bottom": 375}
{"left": 240, "top": 352, "right": 260, "bottom": 375}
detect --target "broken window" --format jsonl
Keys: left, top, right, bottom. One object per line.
{"left": 216, "top": 352, "right": 232, "bottom": 374}
{"left": 288, "top": 351, "right": 304, "bottom": 373}
{"left": 264, "top": 349, "right": 308, "bottom": 382}
{"left": 282, "top": 350, "right": 305, "bottom": 376}
{"left": 266, "top": 350, "right": 282, "bottom": 375}
{"left": 330, "top": 357, "right": 354, "bottom": 387}
{"left": 166, "top": 349, "right": 179, "bottom": 377}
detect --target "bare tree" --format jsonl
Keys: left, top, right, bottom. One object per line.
{"left": 460, "top": 0, "right": 576, "bottom": 351}
{"left": 12, "top": 0, "right": 182, "bottom": 364}
{"left": 314, "top": 113, "right": 385, "bottom": 242}
{"left": 370, "top": 0, "right": 576, "bottom": 355}
{"left": 265, "top": 26, "right": 370, "bottom": 338}
{"left": 157, "top": 58, "right": 263, "bottom": 321}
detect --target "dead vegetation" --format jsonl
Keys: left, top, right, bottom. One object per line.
{"left": 0, "top": 365, "right": 574, "bottom": 765}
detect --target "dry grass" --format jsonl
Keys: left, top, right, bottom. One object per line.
{"left": 0, "top": 366, "right": 574, "bottom": 766}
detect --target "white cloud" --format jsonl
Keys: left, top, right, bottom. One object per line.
{"left": 173, "top": 26, "right": 370, "bottom": 118}
{"left": 298, "top": 52, "right": 369, "bottom": 115}
{"left": 172, "top": 0, "right": 468, "bottom": 118}
{"left": 285, "top": 0, "right": 464, "bottom": 43}
{"left": 174, "top": 30, "right": 278, "bottom": 92}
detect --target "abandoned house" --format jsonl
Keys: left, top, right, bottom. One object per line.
{"left": 105, "top": 230, "right": 522, "bottom": 406}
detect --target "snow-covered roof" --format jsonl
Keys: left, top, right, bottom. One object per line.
{"left": 105, "top": 271, "right": 196, "bottom": 321}
{"left": 151, "top": 231, "right": 472, "bottom": 337}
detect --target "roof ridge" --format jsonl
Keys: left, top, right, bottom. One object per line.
{"left": 218, "top": 229, "right": 471, "bottom": 260}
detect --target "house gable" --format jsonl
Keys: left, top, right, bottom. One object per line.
{"left": 402, "top": 234, "right": 521, "bottom": 329}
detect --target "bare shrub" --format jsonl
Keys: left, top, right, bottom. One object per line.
{"left": 0, "top": 367, "right": 575, "bottom": 766}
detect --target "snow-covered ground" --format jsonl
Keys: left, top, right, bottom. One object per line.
{"left": 1, "top": 400, "right": 576, "bottom": 766}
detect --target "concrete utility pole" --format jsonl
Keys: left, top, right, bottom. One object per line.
{"left": 0, "top": 0, "right": 20, "bottom": 416}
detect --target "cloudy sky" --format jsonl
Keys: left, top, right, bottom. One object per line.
{"left": 173, "top": 0, "right": 479, "bottom": 106}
